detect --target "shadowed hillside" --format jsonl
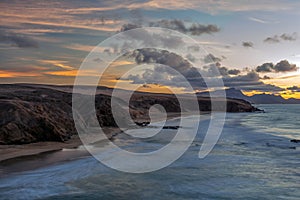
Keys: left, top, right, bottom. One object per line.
{"left": 0, "top": 84, "right": 259, "bottom": 144}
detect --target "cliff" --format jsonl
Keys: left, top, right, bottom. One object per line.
{"left": 0, "top": 84, "right": 258, "bottom": 144}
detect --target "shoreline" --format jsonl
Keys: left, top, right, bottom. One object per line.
{"left": 0, "top": 127, "right": 123, "bottom": 163}
{"left": 0, "top": 112, "right": 194, "bottom": 175}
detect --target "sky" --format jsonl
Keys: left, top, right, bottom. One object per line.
{"left": 0, "top": 0, "right": 300, "bottom": 98}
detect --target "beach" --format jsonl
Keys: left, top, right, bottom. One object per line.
{"left": 0, "top": 112, "right": 186, "bottom": 175}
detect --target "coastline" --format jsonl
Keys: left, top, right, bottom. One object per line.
{"left": 1, "top": 106, "right": 299, "bottom": 199}
{"left": 0, "top": 112, "right": 191, "bottom": 175}
{"left": 0, "top": 127, "right": 124, "bottom": 163}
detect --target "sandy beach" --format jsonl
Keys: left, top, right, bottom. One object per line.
{"left": 0, "top": 111, "right": 190, "bottom": 176}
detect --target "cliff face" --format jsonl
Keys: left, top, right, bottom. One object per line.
{"left": 0, "top": 84, "right": 258, "bottom": 144}
{"left": 0, "top": 86, "right": 119, "bottom": 144}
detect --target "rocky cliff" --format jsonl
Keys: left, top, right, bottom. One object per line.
{"left": 0, "top": 84, "right": 258, "bottom": 144}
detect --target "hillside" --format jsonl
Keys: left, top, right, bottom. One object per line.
{"left": 0, "top": 84, "right": 258, "bottom": 145}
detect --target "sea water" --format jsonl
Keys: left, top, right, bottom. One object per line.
{"left": 0, "top": 104, "right": 299, "bottom": 200}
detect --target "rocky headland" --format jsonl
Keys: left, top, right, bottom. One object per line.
{"left": 0, "top": 84, "right": 259, "bottom": 145}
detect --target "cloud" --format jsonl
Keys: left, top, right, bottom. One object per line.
{"left": 249, "top": 17, "right": 268, "bottom": 24}
{"left": 188, "top": 24, "right": 220, "bottom": 35}
{"left": 119, "top": 23, "right": 142, "bottom": 32}
{"left": 262, "top": 75, "right": 271, "bottom": 80}
{"left": 131, "top": 48, "right": 194, "bottom": 77}
{"left": 264, "top": 33, "right": 298, "bottom": 43}
{"left": 280, "top": 33, "right": 297, "bottom": 41}
{"left": 205, "top": 64, "right": 241, "bottom": 77}
{"left": 123, "top": 48, "right": 208, "bottom": 90}
{"left": 124, "top": 48, "right": 284, "bottom": 93}
{"left": 222, "top": 71, "right": 284, "bottom": 92}
{"left": 124, "top": 48, "right": 291, "bottom": 93}
{"left": 0, "top": 30, "right": 38, "bottom": 48}
{"left": 126, "top": 0, "right": 300, "bottom": 14}
{"left": 256, "top": 63, "right": 274, "bottom": 72}
{"left": 274, "top": 60, "right": 297, "bottom": 72}
{"left": 117, "top": 27, "right": 186, "bottom": 50}
{"left": 149, "top": 20, "right": 220, "bottom": 35}
{"left": 248, "top": 17, "right": 277, "bottom": 24}
{"left": 119, "top": 20, "right": 220, "bottom": 36}
{"left": 228, "top": 69, "right": 241, "bottom": 75}
{"left": 203, "top": 53, "right": 223, "bottom": 63}
{"left": 287, "top": 86, "right": 300, "bottom": 92}
{"left": 255, "top": 60, "right": 297, "bottom": 73}
{"left": 149, "top": 20, "right": 187, "bottom": 33}
{"left": 264, "top": 36, "right": 280, "bottom": 43}
{"left": 242, "top": 41, "right": 254, "bottom": 48}
{"left": 229, "top": 71, "right": 260, "bottom": 82}
{"left": 217, "top": 66, "right": 229, "bottom": 76}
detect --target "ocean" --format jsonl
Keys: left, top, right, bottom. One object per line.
{"left": 0, "top": 104, "right": 299, "bottom": 200}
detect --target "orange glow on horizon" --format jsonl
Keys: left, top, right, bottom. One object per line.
{"left": 242, "top": 89, "right": 300, "bottom": 99}
{"left": 281, "top": 92, "right": 300, "bottom": 99}
{"left": 0, "top": 70, "right": 40, "bottom": 78}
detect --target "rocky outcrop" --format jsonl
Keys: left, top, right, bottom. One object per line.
{"left": 0, "top": 84, "right": 259, "bottom": 144}
{"left": 0, "top": 86, "right": 117, "bottom": 144}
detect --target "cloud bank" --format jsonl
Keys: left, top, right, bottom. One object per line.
{"left": 120, "top": 19, "right": 220, "bottom": 36}
{"left": 256, "top": 60, "right": 297, "bottom": 73}
{"left": 0, "top": 30, "right": 38, "bottom": 48}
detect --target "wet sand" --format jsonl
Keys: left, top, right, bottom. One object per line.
{"left": 0, "top": 112, "right": 205, "bottom": 176}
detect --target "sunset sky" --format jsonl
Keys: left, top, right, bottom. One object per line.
{"left": 1, "top": 0, "right": 300, "bottom": 98}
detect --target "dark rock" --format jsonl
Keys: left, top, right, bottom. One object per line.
{"left": 290, "top": 139, "right": 300, "bottom": 143}
{"left": 163, "top": 126, "right": 181, "bottom": 130}
{"left": 135, "top": 122, "right": 150, "bottom": 127}
{"left": 0, "top": 84, "right": 260, "bottom": 145}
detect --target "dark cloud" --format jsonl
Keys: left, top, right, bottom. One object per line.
{"left": 124, "top": 48, "right": 286, "bottom": 93}
{"left": 262, "top": 75, "right": 271, "bottom": 80}
{"left": 228, "top": 69, "right": 241, "bottom": 75}
{"left": 287, "top": 86, "right": 300, "bottom": 92}
{"left": 256, "top": 60, "right": 297, "bottom": 73}
{"left": 125, "top": 19, "right": 221, "bottom": 36}
{"left": 264, "top": 33, "right": 297, "bottom": 43}
{"left": 119, "top": 20, "right": 220, "bottom": 36}
{"left": 280, "top": 33, "right": 297, "bottom": 41}
{"left": 218, "top": 66, "right": 229, "bottom": 76}
{"left": 0, "top": 30, "right": 38, "bottom": 48}
{"left": 264, "top": 36, "right": 280, "bottom": 43}
{"left": 115, "top": 28, "right": 185, "bottom": 51}
{"left": 256, "top": 62, "right": 274, "bottom": 72}
{"left": 149, "top": 19, "right": 187, "bottom": 33}
{"left": 242, "top": 41, "right": 254, "bottom": 48}
{"left": 188, "top": 24, "right": 220, "bottom": 35}
{"left": 223, "top": 71, "right": 284, "bottom": 92}
{"left": 203, "top": 53, "right": 222, "bottom": 63}
{"left": 274, "top": 60, "right": 297, "bottom": 72}
{"left": 204, "top": 63, "right": 241, "bottom": 77}
{"left": 131, "top": 49, "right": 192, "bottom": 72}
{"left": 141, "top": 84, "right": 151, "bottom": 88}
{"left": 117, "top": 21, "right": 219, "bottom": 51}
{"left": 123, "top": 48, "right": 207, "bottom": 90}
{"left": 230, "top": 71, "right": 260, "bottom": 82}
{"left": 205, "top": 64, "right": 241, "bottom": 77}
{"left": 119, "top": 23, "right": 142, "bottom": 32}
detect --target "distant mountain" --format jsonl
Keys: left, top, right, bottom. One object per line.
{"left": 197, "top": 88, "right": 300, "bottom": 104}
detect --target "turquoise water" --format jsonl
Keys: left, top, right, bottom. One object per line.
{"left": 0, "top": 105, "right": 299, "bottom": 199}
